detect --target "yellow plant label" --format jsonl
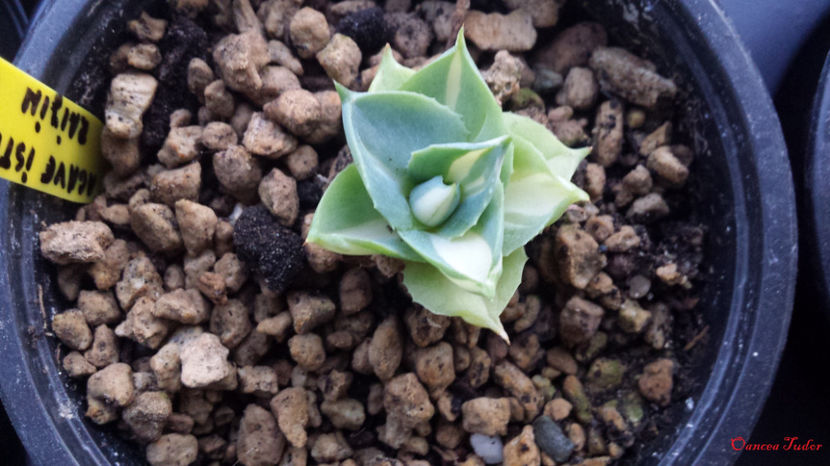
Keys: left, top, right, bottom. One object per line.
{"left": 0, "top": 57, "right": 103, "bottom": 203}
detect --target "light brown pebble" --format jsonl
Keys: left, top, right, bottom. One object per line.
{"left": 258, "top": 168, "right": 299, "bottom": 226}
{"left": 209, "top": 299, "right": 253, "bottom": 349}
{"left": 382, "top": 373, "right": 434, "bottom": 447}
{"left": 87, "top": 362, "right": 135, "bottom": 409}
{"left": 557, "top": 67, "right": 598, "bottom": 111}
{"left": 461, "top": 397, "right": 511, "bottom": 436}
{"left": 150, "top": 342, "right": 181, "bottom": 393}
{"left": 255, "top": 65, "right": 302, "bottom": 105}
{"left": 503, "top": 424, "right": 541, "bottom": 466}
{"left": 150, "top": 162, "right": 201, "bottom": 207}
{"left": 200, "top": 121, "right": 237, "bottom": 151}
{"left": 157, "top": 126, "right": 203, "bottom": 168}
{"left": 256, "top": 312, "right": 293, "bottom": 342}
{"left": 212, "top": 30, "right": 269, "bottom": 94}
{"left": 53, "top": 309, "right": 93, "bottom": 351}
{"left": 174, "top": 199, "right": 217, "bottom": 255}
{"left": 464, "top": 10, "right": 537, "bottom": 52}
{"left": 146, "top": 434, "right": 198, "bottom": 466}
{"left": 534, "top": 22, "right": 607, "bottom": 73}
{"left": 555, "top": 224, "right": 606, "bottom": 289}
{"left": 627, "top": 193, "right": 670, "bottom": 223}
{"left": 592, "top": 100, "right": 624, "bottom": 167}
{"left": 105, "top": 72, "right": 157, "bottom": 139}
{"left": 63, "top": 351, "right": 97, "bottom": 377}
{"left": 546, "top": 398, "right": 573, "bottom": 421}
{"left": 187, "top": 57, "right": 214, "bottom": 100}
{"left": 39, "top": 221, "right": 114, "bottom": 265}
{"left": 289, "top": 334, "right": 326, "bottom": 371}
{"left": 123, "top": 391, "right": 172, "bottom": 443}
{"left": 387, "top": 12, "right": 433, "bottom": 59}
{"left": 647, "top": 146, "right": 689, "bottom": 186}
{"left": 493, "top": 361, "right": 543, "bottom": 419}
{"left": 115, "top": 296, "right": 169, "bottom": 349}
{"left": 320, "top": 398, "right": 366, "bottom": 430}
{"left": 179, "top": 333, "right": 233, "bottom": 388}
{"left": 78, "top": 290, "right": 121, "bottom": 326}
{"left": 243, "top": 111, "right": 298, "bottom": 159}
{"left": 237, "top": 404, "right": 285, "bottom": 466}
{"left": 290, "top": 7, "right": 331, "bottom": 59}
{"left": 589, "top": 47, "right": 677, "bottom": 108}
{"left": 559, "top": 296, "right": 605, "bottom": 347}
{"left": 101, "top": 129, "right": 140, "bottom": 177}
{"left": 270, "top": 387, "right": 310, "bottom": 448}
{"left": 204, "top": 79, "right": 235, "bottom": 119}
{"left": 316, "top": 33, "right": 362, "bottom": 88}
{"left": 265, "top": 88, "right": 322, "bottom": 138}
{"left": 310, "top": 432, "right": 353, "bottom": 463}
{"left": 638, "top": 358, "right": 674, "bottom": 406}
{"left": 369, "top": 316, "right": 403, "bottom": 381}
{"left": 404, "top": 305, "right": 451, "bottom": 347}
{"left": 268, "top": 40, "right": 303, "bottom": 75}
{"left": 153, "top": 288, "right": 210, "bottom": 324}
{"left": 639, "top": 122, "right": 672, "bottom": 156}
{"left": 284, "top": 145, "right": 319, "bottom": 180}
{"left": 584, "top": 163, "right": 606, "bottom": 202}
{"left": 288, "top": 291, "right": 336, "bottom": 334}
{"left": 604, "top": 225, "right": 640, "bottom": 252}
{"left": 339, "top": 267, "right": 372, "bottom": 315}
{"left": 213, "top": 145, "right": 262, "bottom": 202}
{"left": 414, "top": 342, "right": 455, "bottom": 395}
{"left": 128, "top": 12, "right": 167, "bottom": 42}
{"left": 585, "top": 215, "right": 614, "bottom": 243}
{"left": 84, "top": 324, "right": 119, "bottom": 368}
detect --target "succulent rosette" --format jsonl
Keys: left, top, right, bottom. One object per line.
{"left": 308, "top": 31, "right": 589, "bottom": 340}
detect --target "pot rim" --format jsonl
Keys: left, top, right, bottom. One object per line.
{"left": 0, "top": 0, "right": 797, "bottom": 464}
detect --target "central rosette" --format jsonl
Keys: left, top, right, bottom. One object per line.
{"left": 307, "top": 31, "right": 590, "bottom": 339}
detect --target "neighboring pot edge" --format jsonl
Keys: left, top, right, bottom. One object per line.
{"left": 0, "top": 0, "right": 797, "bottom": 465}
{"left": 806, "top": 52, "right": 830, "bottom": 321}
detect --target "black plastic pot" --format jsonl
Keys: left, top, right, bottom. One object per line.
{"left": 806, "top": 53, "right": 830, "bottom": 319}
{"left": 0, "top": 0, "right": 27, "bottom": 60}
{"left": 0, "top": 0, "right": 798, "bottom": 464}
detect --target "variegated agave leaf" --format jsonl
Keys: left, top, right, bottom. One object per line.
{"left": 308, "top": 31, "right": 590, "bottom": 339}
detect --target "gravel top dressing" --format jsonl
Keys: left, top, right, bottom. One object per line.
{"left": 37, "top": 0, "right": 710, "bottom": 464}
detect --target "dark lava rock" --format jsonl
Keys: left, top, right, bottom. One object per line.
{"left": 297, "top": 176, "right": 326, "bottom": 209}
{"left": 533, "top": 415, "right": 575, "bottom": 462}
{"left": 142, "top": 16, "right": 209, "bottom": 153}
{"left": 233, "top": 205, "right": 305, "bottom": 292}
{"left": 336, "top": 7, "right": 390, "bottom": 55}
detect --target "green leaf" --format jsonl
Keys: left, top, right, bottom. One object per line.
{"left": 408, "top": 136, "right": 510, "bottom": 237}
{"left": 307, "top": 165, "right": 422, "bottom": 261}
{"left": 502, "top": 137, "right": 588, "bottom": 255}
{"left": 338, "top": 85, "right": 469, "bottom": 230}
{"left": 399, "top": 29, "right": 505, "bottom": 142}
{"left": 398, "top": 185, "right": 504, "bottom": 297}
{"left": 368, "top": 45, "right": 415, "bottom": 92}
{"left": 502, "top": 111, "right": 590, "bottom": 179}
{"left": 402, "top": 246, "right": 528, "bottom": 341}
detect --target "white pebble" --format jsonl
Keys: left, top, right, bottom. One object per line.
{"left": 470, "top": 433, "right": 503, "bottom": 464}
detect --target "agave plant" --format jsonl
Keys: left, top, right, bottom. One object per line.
{"left": 308, "top": 31, "right": 589, "bottom": 340}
